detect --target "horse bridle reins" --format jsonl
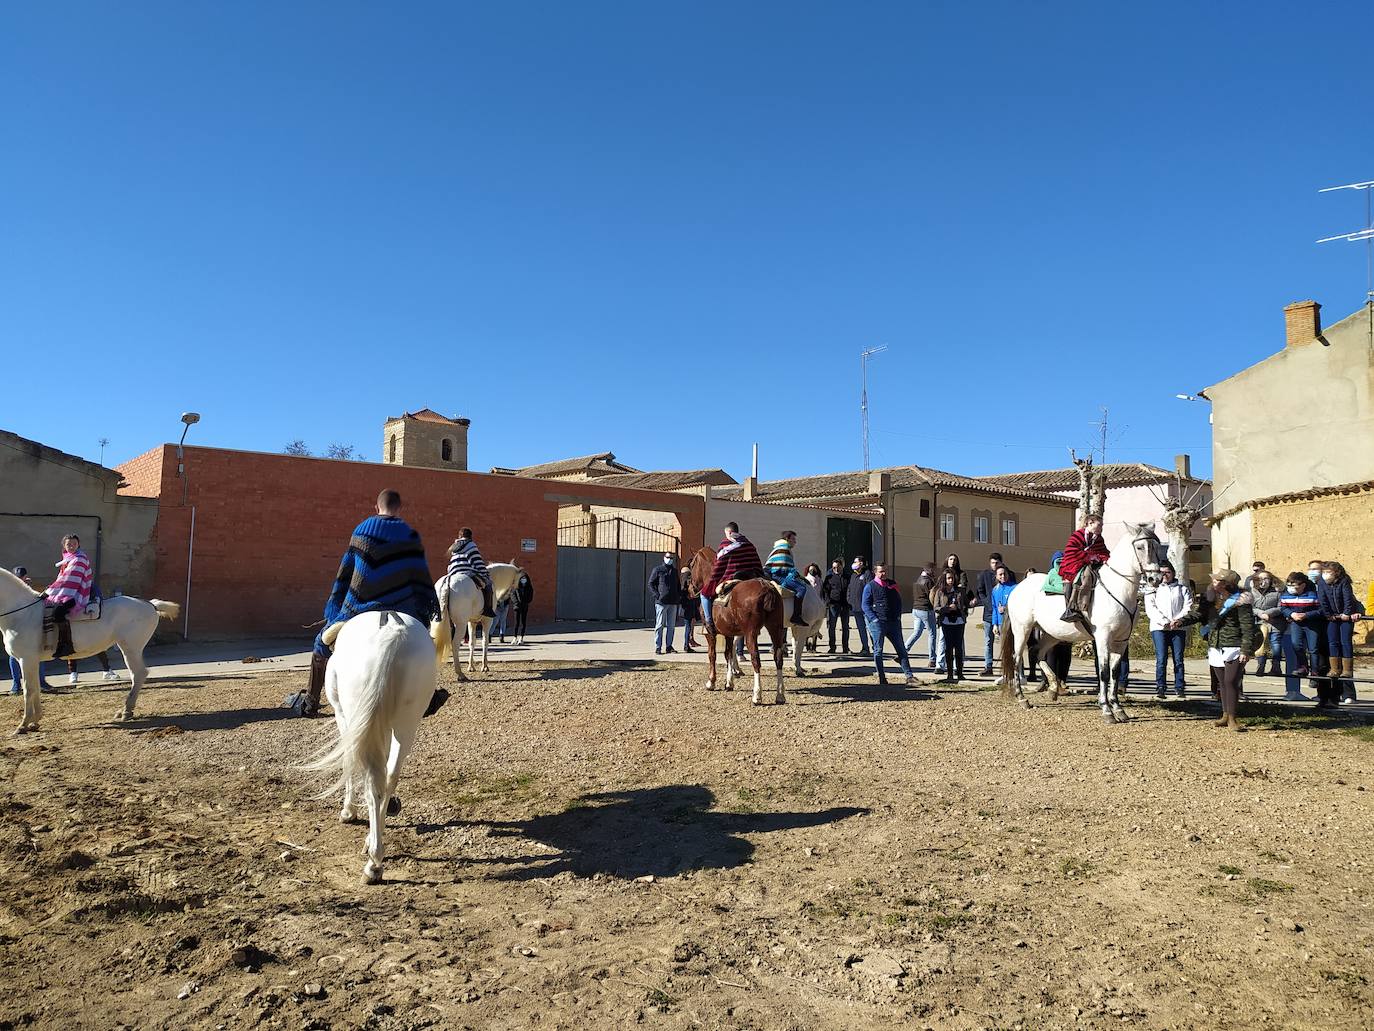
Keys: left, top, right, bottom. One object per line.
{"left": 0, "top": 597, "right": 44, "bottom": 621}
{"left": 1096, "top": 533, "right": 1164, "bottom": 623}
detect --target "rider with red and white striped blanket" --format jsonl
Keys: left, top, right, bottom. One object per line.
{"left": 45, "top": 534, "right": 93, "bottom": 657}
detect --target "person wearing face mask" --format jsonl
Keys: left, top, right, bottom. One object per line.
{"left": 679, "top": 566, "right": 700, "bottom": 653}
{"left": 1201, "top": 569, "right": 1260, "bottom": 731}
{"left": 1246, "top": 571, "right": 1284, "bottom": 676}
{"left": 1279, "top": 572, "right": 1325, "bottom": 705}
{"left": 648, "top": 552, "right": 683, "bottom": 655}
{"left": 1317, "top": 561, "right": 1360, "bottom": 703}
{"left": 845, "top": 557, "right": 874, "bottom": 658}
{"left": 821, "top": 558, "right": 852, "bottom": 654}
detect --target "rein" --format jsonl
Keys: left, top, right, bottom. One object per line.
{"left": 0, "top": 596, "right": 44, "bottom": 621}
{"left": 1096, "top": 534, "right": 1162, "bottom": 625}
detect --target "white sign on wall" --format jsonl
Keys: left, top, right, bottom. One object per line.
{"left": 521, "top": 538, "right": 537, "bottom": 552}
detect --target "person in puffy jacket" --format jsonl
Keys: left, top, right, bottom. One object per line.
{"left": 1247, "top": 570, "right": 1284, "bottom": 677}
{"left": 1318, "top": 561, "right": 1360, "bottom": 703}
{"left": 647, "top": 552, "right": 683, "bottom": 654}
{"left": 1144, "top": 561, "right": 1193, "bottom": 698}
{"left": 1201, "top": 569, "right": 1261, "bottom": 732}
{"left": 931, "top": 569, "right": 973, "bottom": 682}
{"left": 861, "top": 564, "right": 914, "bottom": 686}
{"left": 846, "top": 557, "right": 874, "bottom": 657}
{"left": 821, "top": 559, "right": 851, "bottom": 653}
{"left": 1279, "top": 572, "right": 1327, "bottom": 705}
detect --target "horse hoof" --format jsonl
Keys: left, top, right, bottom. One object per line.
{"left": 1112, "top": 708, "right": 1130, "bottom": 723}
{"left": 339, "top": 810, "right": 361, "bottom": 825}
{"left": 362, "top": 865, "right": 382, "bottom": 886}
{"left": 1101, "top": 711, "right": 1119, "bottom": 725}
{"left": 1021, "top": 698, "right": 1033, "bottom": 710}
{"left": 387, "top": 796, "right": 402, "bottom": 817}
{"left": 775, "top": 696, "right": 786, "bottom": 705}
{"left": 12, "top": 726, "right": 29, "bottom": 737}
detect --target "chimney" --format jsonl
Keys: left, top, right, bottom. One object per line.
{"left": 1174, "top": 454, "right": 1191, "bottom": 480}
{"left": 743, "top": 476, "right": 758, "bottom": 501}
{"left": 1283, "top": 300, "right": 1321, "bottom": 348}
{"left": 868, "top": 471, "right": 891, "bottom": 495}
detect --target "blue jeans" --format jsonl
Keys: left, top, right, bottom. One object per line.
{"left": 904, "top": 609, "right": 934, "bottom": 657}
{"left": 983, "top": 615, "right": 996, "bottom": 669}
{"left": 867, "top": 618, "right": 912, "bottom": 680}
{"left": 771, "top": 570, "right": 808, "bottom": 599}
{"left": 851, "top": 610, "right": 871, "bottom": 653}
{"left": 654, "top": 603, "right": 679, "bottom": 650}
{"left": 8, "top": 656, "right": 52, "bottom": 694}
{"left": 1151, "top": 628, "right": 1186, "bottom": 692}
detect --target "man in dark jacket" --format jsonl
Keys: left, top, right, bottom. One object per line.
{"left": 862, "top": 563, "right": 914, "bottom": 685}
{"left": 846, "top": 557, "right": 874, "bottom": 657}
{"left": 821, "top": 558, "right": 851, "bottom": 653}
{"left": 975, "top": 553, "right": 1018, "bottom": 675}
{"left": 648, "top": 552, "right": 683, "bottom": 655}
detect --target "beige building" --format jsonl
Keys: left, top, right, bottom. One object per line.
{"left": 0, "top": 429, "right": 159, "bottom": 598}
{"left": 382, "top": 409, "right": 470, "bottom": 471}
{"left": 1206, "top": 299, "right": 1374, "bottom": 638}
{"left": 714, "top": 466, "right": 1078, "bottom": 589}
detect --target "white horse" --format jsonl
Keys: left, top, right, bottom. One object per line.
{"left": 0, "top": 568, "right": 180, "bottom": 733}
{"left": 782, "top": 586, "right": 827, "bottom": 676}
{"left": 431, "top": 563, "right": 524, "bottom": 679}
{"left": 1000, "top": 522, "right": 1165, "bottom": 724}
{"left": 303, "top": 610, "right": 435, "bottom": 884}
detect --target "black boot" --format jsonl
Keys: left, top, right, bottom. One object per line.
{"left": 480, "top": 584, "right": 496, "bottom": 618}
{"left": 54, "top": 618, "right": 74, "bottom": 659}
{"left": 424, "top": 688, "right": 450, "bottom": 718}
{"left": 790, "top": 596, "right": 807, "bottom": 626}
{"left": 298, "top": 653, "right": 329, "bottom": 718}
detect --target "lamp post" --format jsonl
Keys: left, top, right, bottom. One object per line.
{"left": 176, "top": 412, "right": 201, "bottom": 639}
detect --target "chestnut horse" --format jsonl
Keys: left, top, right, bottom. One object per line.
{"left": 687, "top": 547, "right": 788, "bottom": 705}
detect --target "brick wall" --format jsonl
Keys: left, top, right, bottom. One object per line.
{"left": 119, "top": 446, "right": 704, "bottom": 639}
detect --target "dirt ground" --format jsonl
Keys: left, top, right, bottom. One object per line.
{"left": 1, "top": 659, "right": 1372, "bottom": 1031}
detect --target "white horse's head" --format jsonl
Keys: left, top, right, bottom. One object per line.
{"left": 1120, "top": 522, "right": 1166, "bottom": 587}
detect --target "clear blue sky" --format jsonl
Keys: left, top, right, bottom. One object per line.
{"left": 4, "top": 2, "right": 1371, "bottom": 482}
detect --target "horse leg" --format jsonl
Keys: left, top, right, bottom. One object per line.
{"left": 1109, "top": 647, "right": 1130, "bottom": 723}
{"left": 771, "top": 626, "right": 786, "bottom": 704}
{"left": 1094, "top": 640, "right": 1117, "bottom": 724}
{"left": 790, "top": 627, "right": 806, "bottom": 677}
{"left": 1009, "top": 630, "right": 1032, "bottom": 709}
{"left": 116, "top": 645, "right": 149, "bottom": 721}
{"left": 724, "top": 637, "right": 737, "bottom": 691}
{"left": 14, "top": 656, "right": 38, "bottom": 735}
{"left": 361, "top": 752, "right": 389, "bottom": 884}
{"left": 479, "top": 619, "right": 491, "bottom": 673}
{"left": 383, "top": 728, "right": 418, "bottom": 821}
{"left": 748, "top": 633, "right": 763, "bottom": 706}
{"left": 705, "top": 627, "right": 717, "bottom": 691}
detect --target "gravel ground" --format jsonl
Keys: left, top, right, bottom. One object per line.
{"left": 0, "top": 660, "right": 1372, "bottom": 1030}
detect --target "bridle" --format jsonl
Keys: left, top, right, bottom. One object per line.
{"left": 1097, "top": 531, "right": 1164, "bottom": 623}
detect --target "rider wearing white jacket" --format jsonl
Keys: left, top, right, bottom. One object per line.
{"left": 1145, "top": 576, "right": 1194, "bottom": 630}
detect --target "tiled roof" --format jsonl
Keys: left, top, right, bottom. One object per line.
{"left": 593, "top": 469, "right": 738, "bottom": 490}
{"left": 714, "top": 466, "right": 1078, "bottom": 506}
{"left": 504, "top": 452, "right": 643, "bottom": 479}
{"left": 1208, "top": 479, "right": 1374, "bottom": 525}
{"left": 978, "top": 463, "right": 1209, "bottom": 492}
{"left": 387, "top": 408, "right": 469, "bottom": 425}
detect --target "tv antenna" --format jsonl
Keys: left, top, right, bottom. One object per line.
{"left": 1317, "top": 179, "right": 1374, "bottom": 347}
{"left": 860, "top": 345, "right": 887, "bottom": 471}
{"left": 98, "top": 437, "right": 110, "bottom": 465}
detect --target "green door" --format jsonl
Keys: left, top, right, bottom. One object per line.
{"left": 826, "top": 517, "right": 875, "bottom": 568}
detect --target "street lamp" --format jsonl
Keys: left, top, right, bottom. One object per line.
{"left": 175, "top": 412, "right": 201, "bottom": 640}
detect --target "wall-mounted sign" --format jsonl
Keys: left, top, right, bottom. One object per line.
{"left": 521, "top": 538, "right": 537, "bottom": 552}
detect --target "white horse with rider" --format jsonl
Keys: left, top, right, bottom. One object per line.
{"left": 431, "top": 562, "right": 525, "bottom": 678}
{"left": 0, "top": 568, "right": 180, "bottom": 733}
{"left": 999, "top": 521, "right": 1166, "bottom": 724}
{"left": 303, "top": 609, "right": 435, "bottom": 884}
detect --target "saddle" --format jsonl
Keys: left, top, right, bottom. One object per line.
{"left": 40, "top": 599, "right": 101, "bottom": 656}
{"left": 716, "top": 576, "right": 781, "bottom": 600}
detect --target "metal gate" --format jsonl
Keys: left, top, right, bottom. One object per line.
{"left": 555, "top": 517, "right": 680, "bottom": 621}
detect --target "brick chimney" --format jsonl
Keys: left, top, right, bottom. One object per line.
{"left": 1174, "top": 453, "right": 1191, "bottom": 480}
{"left": 1283, "top": 300, "right": 1321, "bottom": 348}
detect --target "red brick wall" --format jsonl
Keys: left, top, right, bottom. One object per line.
{"left": 118, "top": 446, "right": 704, "bottom": 639}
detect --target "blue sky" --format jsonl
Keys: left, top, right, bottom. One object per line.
{"left": 4, "top": 2, "right": 1371, "bottom": 482}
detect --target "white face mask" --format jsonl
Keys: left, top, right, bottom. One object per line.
{"left": 1286, "top": 585, "right": 1300, "bottom": 594}
{"left": 1308, "top": 570, "right": 1321, "bottom": 581}
{"left": 1322, "top": 572, "right": 1334, "bottom": 582}
{"left": 664, "top": 556, "right": 674, "bottom": 565}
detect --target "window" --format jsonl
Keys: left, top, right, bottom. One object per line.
{"left": 388, "top": 435, "right": 397, "bottom": 462}
{"left": 919, "top": 499, "right": 931, "bottom": 518}
{"left": 441, "top": 438, "right": 453, "bottom": 462}
{"left": 1001, "top": 518, "right": 1018, "bottom": 547}
{"left": 939, "top": 513, "right": 956, "bottom": 540}
{"left": 973, "top": 515, "right": 989, "bottom": 544}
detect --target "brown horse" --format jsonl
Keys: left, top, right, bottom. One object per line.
{"left": 687, "top": 547, "right": 788, "bottom": 705}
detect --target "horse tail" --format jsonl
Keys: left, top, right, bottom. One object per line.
{"left": 301, "top": 618, "right": 405, "bottom": 799}
{"left": 999, "top": 611, "right": 1017, "bottom": 697}
{"left": 150, "top": 600, "right": 181, "bottom": 622}
{"left": 431, "top": 575, "right": 452, "bottom": 662}
{"left": 758, "top": 580, "right": 782, "bottom": 618}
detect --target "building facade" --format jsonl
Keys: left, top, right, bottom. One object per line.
{"left": 381, "top": 409, "right": 470, "bottom": 471}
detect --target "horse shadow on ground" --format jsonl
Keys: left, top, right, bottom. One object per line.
{"left": 417, "top": 784, "right": 867, "bottom": 881}
{"left": 496, "top": 661, "right": 660, "bottom": 683}
{"left": 796, "top": 682, "right": 943, "bottom": 704}
{"left": 112, "top": 706, "right": 302, "bottom": 734}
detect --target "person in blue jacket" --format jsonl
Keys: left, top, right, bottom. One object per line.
{"left": 1279, "top": 571, "right": 1328, "bottom": 706}
{"left": 1317, "top": 560, "right": 1360, "bottom": 704}
{"left": 861, "top": 563, "right": 915, "bottom": 686}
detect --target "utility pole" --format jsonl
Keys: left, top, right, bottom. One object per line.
{"left": 1317, "top": 179, "right": 1374, "bottom": 351}
{"left": 860, "top": 345, "right": 887, "bottom": 471}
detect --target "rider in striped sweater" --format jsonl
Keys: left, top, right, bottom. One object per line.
{"left": 765, "top": 531, "right": 811, "bottom": 626}
{"left": 448, "top": 527, "right": 496, "bottom": 617}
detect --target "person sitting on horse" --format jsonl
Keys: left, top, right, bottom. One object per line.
{"left": 765, "top": 530, "right": 811, "bottom": 626}
{"left": 702, "top": 522, "right": 764, "bottom": 630}
{"left": 1059, "top": 514, "right": 1111, "bottom": 624}
{"left": 300, "top": 489, "right": 442, "bottom": 719}
{"left": 44, "top": 534, "right": 92, "bottom": 658}
{"left": 448, "top": 527, "right": 496, "bottom": 617}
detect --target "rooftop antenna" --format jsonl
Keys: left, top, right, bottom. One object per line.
{"left": 1317, "top": 179, "right": 1374, "bottom": 349}
{"left": 1093, "top": 406, "right": 1109, "bottom": 464}
{"left": 860, "top": 345, "right": 887, "bottom": 471}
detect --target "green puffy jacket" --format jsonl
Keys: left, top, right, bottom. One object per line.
{"left": 1202, "top": 596, "right": 1262, "bottom": 652}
